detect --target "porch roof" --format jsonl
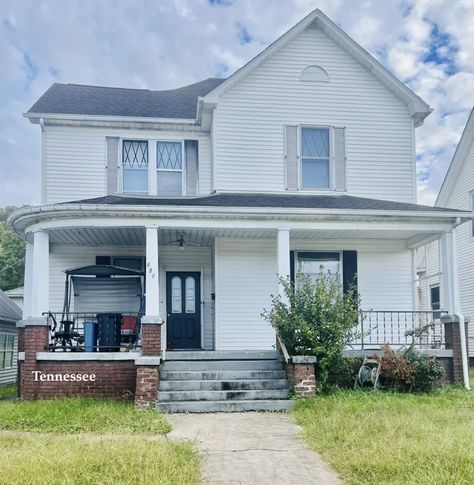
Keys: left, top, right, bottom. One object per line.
{"left": 68, "top": 193, "right": 461, "bottom": 213}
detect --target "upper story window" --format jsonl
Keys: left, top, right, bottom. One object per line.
{"left": 157, "top": 141, "right": 184, "bottom": 196}
{"left": 301, "top": 127, "right": 330, "bottom": 189}
{"left": 122, "top": 140, "right": 148, "bottom": 194}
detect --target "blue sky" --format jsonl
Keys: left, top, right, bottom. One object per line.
{"left": 0, "top": 0, "right": 473, "bottom": 206}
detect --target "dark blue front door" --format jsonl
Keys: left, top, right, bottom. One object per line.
{"left": 166, "top": 272, "right": 201, "bottom": 349}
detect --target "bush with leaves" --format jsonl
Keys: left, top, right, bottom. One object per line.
{"left": 327, "top": 356, "right": 364, "bottom": 389}
{"left": 262, "top": 273, "right": 360, "bottom": 389}
{"left": 375, "top": 345, "right": 444, "bottom": 392}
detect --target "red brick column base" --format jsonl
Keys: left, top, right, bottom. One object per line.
{"left": 285, "top": 356, "right": 317, "bottom": 397}
{"left": 21, "top": 320, "right": 49, "bottom": 400}
{"left": 442, "top": 316, "right": 469, "bottom": 384}
{"left": 135, "top": 365, "right": 160, "bottom": 410}
{"left": 141, "top": 320, "right": 162, "bottom": 356}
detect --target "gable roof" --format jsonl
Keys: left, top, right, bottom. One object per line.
{"left": 436, "top": 107, "right": 474, "bottom": 207}
{"left": 201, "top": 9, "right": 432, "bottom": 126}
{"left": 26, "top": 78, "right": 225, "bottom": 121}
{"left": 0, "top": 289, "right": 22, "bottom": 323}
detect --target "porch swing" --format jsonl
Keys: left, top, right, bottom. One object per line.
{"left": 48, "top": 264, "right": 145, "bottom": 352}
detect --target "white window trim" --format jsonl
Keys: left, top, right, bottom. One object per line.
{"left": 298, "top": 125, "right": 334, "bottom": 191}
{"left": 294, "top": 250, "right": 343, "bottom": 286}
{"left": 120, "top": 139, "right": 150, "bottom": 195}
{"left": 0, "top": 333, "right": 15, "bottom": 370}
{"left": 119, "top": 138, "right": 187, "bottom": 196}
{"left": 156, "top": 140, "right": 186, "bottom": 197}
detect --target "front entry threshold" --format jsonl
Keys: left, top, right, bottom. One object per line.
{"left": 165, "top": 350, "right": 280, "bottom": 361}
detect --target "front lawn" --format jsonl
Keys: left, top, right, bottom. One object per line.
{"left": 0, "top": 398, "right": 200, "bottom": 485}
{"left": 294, "top": 377, "right": 474, "bottom": 485}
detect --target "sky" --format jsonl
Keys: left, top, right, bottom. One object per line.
{"left": 0, "top": 0, "right": 473, "bottom": 207}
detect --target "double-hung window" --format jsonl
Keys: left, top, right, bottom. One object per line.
{"left": 0, "top": 333, "right": 15, "bottom": 370}
{"left": 301, "top": 127, "right": 330, "bottom": 189}
{"left": 122, "top": 140, "right": 148, "bottom": 194}
{"left": 157, "top": 141, "right": 184, "bottom": 196}
{"left": 296, "top": 251, "right": 341, "bottom": 285}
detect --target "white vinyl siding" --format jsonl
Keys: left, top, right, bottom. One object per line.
{"left": 0, "top": 324, "right": 17, "bottom": 386}
{"left": 214, "top": 25, "right": 415, "bottom": 202}
{"left": 215, "top": 238, "right": 277, "bottom": 350}
{"left": 43, "top": 126, "right": 211, "bottom": 203}
{"left": 292, "top": 239, "right": 414, "bottom": 311}
{"left": 437, "top": 137, "right": 474, "bottom": 355}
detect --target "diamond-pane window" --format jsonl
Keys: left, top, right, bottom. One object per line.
{"left": 123, "top": 140, "right": 148, "bottom": 169}
{"left": 302, "top": 128, "right": 329, "bottom": 158}
{"left": 122, "top": 140, "right": 148, "bottom": 194}
{"left": 301, "top": 127, "right": 330, "bottom": 189}
{"left": 157, "top": 142, "right": 182, "bottom": 170}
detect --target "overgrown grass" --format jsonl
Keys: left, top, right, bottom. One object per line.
{"left": 0, "top": 398, "right": 200, "bottom": 484}
{"left": 294, "top": 381, "right": 474, "bottom": 484}
{"left": 0, "top": 383, "right": 16, "bottom": 399}
{"left": 0, "top": 397, "right": 170, "bottom": 434}
{"left": 0, "top": 432, "right": 200, "bottom": 485}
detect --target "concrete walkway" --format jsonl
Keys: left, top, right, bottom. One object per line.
{"left": 167, "top": 412, "right": 342, "bottom": 484}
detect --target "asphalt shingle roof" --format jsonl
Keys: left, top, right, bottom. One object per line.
{"left": 65, "top": 193, "right": 459, "bottom": 213}
{"left": 27, "top": 78, "right": 225, "bottom": 119}
{"left": 0, "top": 289, "right": 22, "bottom": 323}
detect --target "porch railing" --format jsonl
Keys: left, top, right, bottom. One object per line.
{"left": 351, "top": 310, "right": 447, "bottom": 350}
{"left": 44, "top": 312, "right": 142, "bottom": 352}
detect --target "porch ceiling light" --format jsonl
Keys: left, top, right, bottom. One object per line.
{"left": 166, "top": 232, "right": 200, "bottom": 251}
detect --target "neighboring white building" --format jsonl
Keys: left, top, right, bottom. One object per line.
{"left": 419, "top": 108, "right": 474, "bottom": 357}
{"left": 0, "top": 290, "right": 21, "bottom": 386}
{"left": 9, "top": 9, "right": 473, "bottom": 354}
{"left": 5, "top": 287, "right": 24, "bottom": 310}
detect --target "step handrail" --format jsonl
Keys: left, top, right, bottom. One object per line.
{"left": 276, "top": 333, "right": 291, "bottom": 364}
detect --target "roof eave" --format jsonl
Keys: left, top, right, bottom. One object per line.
{"left": 436, "top": 107, "right": 474, "bottom": 206}
{"left": 24, "top": 112, "right": 198, "bottom": 125}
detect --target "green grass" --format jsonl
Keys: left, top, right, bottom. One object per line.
{"left": 0, "top": 432, "right": 199, "bottom": 485}
{"left": 0, "top": 384, "right": 16, "bottom": 399}
{"left": 0, "top": 397, "right": 171, "bottom": 434}
{"left": 294, "top": 380, "right": 474, "bottom": 485}
{"left": 0, "top": 398, "right": 201, "bottom": 484}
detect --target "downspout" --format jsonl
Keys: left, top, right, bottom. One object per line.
{"left": 452, "top": 218, "right": 470, "bottom": 389}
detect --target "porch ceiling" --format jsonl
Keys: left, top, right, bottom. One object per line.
{"left": 44, "top": 226, "right": 436, "bottom": 247}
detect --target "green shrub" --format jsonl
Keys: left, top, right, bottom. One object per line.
{"left": 405, "top": 349, "right": 444, "bottom": 392}
{"left": 327, "top": 356, "right": 364, "bottom": 389}
{"left": 262, "top": 273, "right": 360, "bottom": 389}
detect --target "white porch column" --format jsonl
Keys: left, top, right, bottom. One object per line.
{"left": 145, "top": 226, "right": 160, "bottom": 318}
{"left": 277, "top": 229, "right": 291, "bottom": 301}
{"left": 30, "top": 230, "right": 49, "bottom": 318}
{"left": 22, "top": 242, "right": 34, "bottom": 319}
{"left": 440, "top": 231, "right": 456, "bottom": 314}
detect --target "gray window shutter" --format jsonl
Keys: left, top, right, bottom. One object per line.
{"left": 106, "top": 137, "right": 119, "bottom": 194}
{"left": 285, "top": 125, "right": 298, "bottom": 190}
{"left": 334, "top": 127, "right": 346, "bottom": 192}
{"left": 185, "top": 140, "right": 199, "bottom": 196}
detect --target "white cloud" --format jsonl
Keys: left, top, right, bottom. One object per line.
{"left": 0, "top": 0, "right": 473, "bottom": 207}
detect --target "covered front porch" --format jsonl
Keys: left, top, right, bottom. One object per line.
{"left": 15, "top": 214, "right": 465, "bottom": 355}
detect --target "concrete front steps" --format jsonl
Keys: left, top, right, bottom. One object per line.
{"left": 157, "top": 351, "right": 293, "bottom": 413}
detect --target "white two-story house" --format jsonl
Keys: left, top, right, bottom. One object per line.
{"left": 10, "top": 9, "right": 472, "bottom": 364}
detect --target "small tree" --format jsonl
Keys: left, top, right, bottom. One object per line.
{"left": 262, "top": 272, "right": 360, "bottom": 388}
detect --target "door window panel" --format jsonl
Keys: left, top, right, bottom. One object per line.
{"left": 171, "top": 276, "right": 182, "bottom": 313}
{"left": 185, "top": 276, "right": 196, "bottom": 313}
